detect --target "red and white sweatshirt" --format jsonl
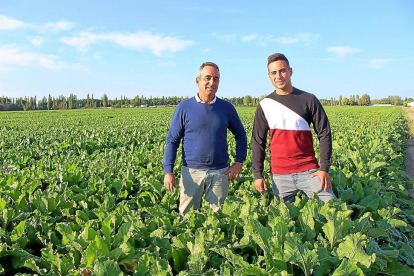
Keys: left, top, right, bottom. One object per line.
{"left": 252, "top": 88, "right": 332, "bottom": 180}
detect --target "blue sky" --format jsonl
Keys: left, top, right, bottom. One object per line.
{"left": 1, "top": 0, "right": 413, "bottom": 101}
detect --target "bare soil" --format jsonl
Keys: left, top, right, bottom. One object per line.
{"left": 404, "top": 107, "right": 414, "bottom": 198}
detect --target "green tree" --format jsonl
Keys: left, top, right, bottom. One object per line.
{"left": 358, "top": 94, "right": 371, "bottom": 106}
{"left": 86, "top": 93, "right": 90, "bottom": 108}
{"left": 243, "top": 95, "right": 252, "bottom": 106}
{"left": 68, "top": 94, "right": 74, "bottom": 109}
{"left": 60, "top": 96, "right": 67, "bottom": 109}
{"left": 388, "top": 96, "right": 401, "bottom": 106}
{"left": 47, "top": 94, "right": 52, "bottom": 110}
{"left": 102, "top": 94, "right": 108, "bottom": 107}
{"left": 403, "top": 98, "right": 414, "bottom": 107}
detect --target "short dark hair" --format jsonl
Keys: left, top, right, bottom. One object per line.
{"left": 267, "top": 53, "right": 290, "bottom": 68}
{"left": 198, "top": 62, "right": 219, "bottom": 78}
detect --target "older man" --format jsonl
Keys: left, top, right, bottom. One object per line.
{"left": 252, "top": 53, "right": 336, "bottom": 203}
{"left": 163, "top": 62, "right": 247, "bottom": 215}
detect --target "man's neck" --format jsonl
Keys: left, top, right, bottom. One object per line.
{"left": 275, "top": 87, "right": 294, "bottom": 95}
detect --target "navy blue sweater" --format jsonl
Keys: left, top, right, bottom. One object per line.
{"left": 163, "top": 97, "right": 247, "bottom": 174}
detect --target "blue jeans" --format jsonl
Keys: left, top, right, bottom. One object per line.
{"left": 271, "top": 168, "right": 336, "bottom": 203}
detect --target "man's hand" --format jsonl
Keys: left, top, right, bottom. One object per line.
{"left": 164, "top": 173, "right": 176, "bottom": 193}
{"left": 223, "top": 163, "right": 242, "bottom": 182}
{"left": 254, "top": 178, "right": 268, "bottom": 193}
{"left": 311, "top": 170, "right": 332, "bottom": 192}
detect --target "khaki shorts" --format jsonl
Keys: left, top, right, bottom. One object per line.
{"left": 179, "top": 166, "right": 229, "bottom": 215}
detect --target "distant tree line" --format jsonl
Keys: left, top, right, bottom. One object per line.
{"left": 0, "top": 93, "right": 412, "bottom": 111}
{"left": 370, "top": 96, "right": 408, "bottom": 106}
{"left": 319, "top": 95, "right": 413, "bottom": 107}
{"left": 0, "top": 94, "right": 190, "bottom": 111}
{"left": 318, "top": 94, "right": 372, "bottom": 106}
{"left": 0, "top": 94, "right": 264, "bottom": 111}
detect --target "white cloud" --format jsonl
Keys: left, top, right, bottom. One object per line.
{"left": 299, "top": 33, "right": 320, "bottom": 42}
{"left": 257, "top": 35, "right": 274, "bottom": 46}
{"left": 368, "top": 58, "right": 392, "bottom": 68}
{"left": 274, "top": 33, "right": 320, "bottom": 44}
{"left": 241, "top": 34, "right": 258, "bottom": 42}
{"left": 203, "top": 48, "right": 212, "bottom": 53}
{"left": 0, "top": 44, "right": 81, "bottom": 70}
{"left": 60, "top": 31, "right": 196, "bottom": 56}
{"left": 0, "top": 15, "right": 75, "bottom": 33}
{"left": 327, "top": 46, "right": 360, "bottom": 58}
{"left": 275, "top": 36, "right": 298, "bottom": 44}
{"left": 60, "top": 33, "right": 99, "bottom": 52}
{"left": 238, "top": 32, "right": 319, "bottom": 46}
{"left": 0, "top": 64, "right": 11, "bottom": 72}
{"left": 42, "top": 20, "right": 76, "bottom": 32}
{"left": 27, "top": 36, "right": 44, "bottom": 47}
{"left": 0, "top": 15, "right": 34, "bottom": 30}
{"left": 212, "top": 32, "right": 237, "bottom": 42}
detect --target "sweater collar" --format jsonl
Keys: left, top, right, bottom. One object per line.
{"left": 195, "top": 93, "right": 217, "bottom": 104}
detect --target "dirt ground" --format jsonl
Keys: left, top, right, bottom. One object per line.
{"left": 404, "top": 107, "right": 414, "bottom": 198}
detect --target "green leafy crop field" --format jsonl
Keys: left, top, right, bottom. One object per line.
{"left": 0, "top": 107, "right": 413, "bottom": 275}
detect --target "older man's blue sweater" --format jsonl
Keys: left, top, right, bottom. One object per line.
{"left": 163, "top": 97, "right": 247, "bottom": 174}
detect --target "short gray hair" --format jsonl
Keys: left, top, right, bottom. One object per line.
{"left": 197, "top": 62, "right": 219, "bottom": 78}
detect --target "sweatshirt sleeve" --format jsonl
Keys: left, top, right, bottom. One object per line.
{"left": 310, "top": 95, "right": 332, "bottom": 172}
{"left": 163, "top": 105, "right": 185, "bottom": 174}
{"left": 227, "top": 105, "right": 247, "bottom": 164}
{"left": 252, "top": 103, "right": 269, "bottom": 180}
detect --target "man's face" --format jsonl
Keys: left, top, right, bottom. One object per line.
{"left": 268, "top": 60, "right": 293, "bottom": 91}
{"left": 196, "top": 66, "right": 220, "bottom": 98}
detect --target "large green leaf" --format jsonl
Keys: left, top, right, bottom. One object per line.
{"left": 283, "top": 234, "right": 319, "bottom": 276}
{"left": 332, "top": 259, "right": 364, "bottom": 276}
{"left": 169, "top": 247, "right": 188, "bottom": 272}
{"left": 211, "top": 247, "right": 267, "bottom": 275}
{"left": 400, "top": 244, "right": 414, "bottom": 266}
{"left": 367, "top": 240, "right": 398, "bottom": 270}
{"left": 298, "top": 199, "right": 324, "bottom": 241}
{"left": 187, "top": 232, "right": 208, "bottom": 274}
{"left": 321, "top": 206, "right": 354, "bottom": 248}
{"left": 81, "top": 236, "right": 110, "bottom": 268}
{"left": 335, "top": 233, "right": 375, "bottom": 269}
{"left": 312, "top": 245, "right": 339, "bottom": 276}
{"left": 113, "top": 222, "right": 133, "bottom": 247}
{"left": 93, "top": 257, "right": 124, "bottom": 276}
{"left": 358, "top": 193, "right": 381, "bottom": 211}
{"left": 371, "top": 260, "right": 414, "bottom": 275}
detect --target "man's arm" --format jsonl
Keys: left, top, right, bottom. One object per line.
{"left": 310, "top": 95, "right": 332, "bottom": 191}
{"left": 225, "top": 105, "right": 247, "bottom": 181}
{"left": 252, "top": 104, "right": 269, "bottom": 192}
{"left": 163, "top": 106, "right": 185, "bottom": 193}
